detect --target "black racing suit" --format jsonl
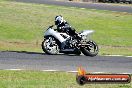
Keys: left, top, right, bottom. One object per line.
{"left": 56, "top": 21, "right": 81, "bottom": 50}
{"left": 56, "top": 21, "right": 79, "bottom": 39}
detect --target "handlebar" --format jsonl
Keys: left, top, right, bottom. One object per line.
{"left": 49, "top": 25, "right": 54, "bottom": 28}
{"left": 47, "top": 25, "right": 58, "bottom": 31}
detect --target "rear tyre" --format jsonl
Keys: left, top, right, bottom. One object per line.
{"left": 81, "top": 40, "right": 99, "bottom": 57}
{"left": 116, "top": 0, "right": 120, "bottom": 3}
{"left": 110, "top": 0, "right": 116, "bottom": 3}
{"left": 75, "top": 49, "right": 81, "bottom": 56}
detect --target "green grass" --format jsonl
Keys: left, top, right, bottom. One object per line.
{"left": 0, "top": 70, "right": 131, "bottom": 88}
{"left": 0, "top": 0, "right": 132, "bottom": 55}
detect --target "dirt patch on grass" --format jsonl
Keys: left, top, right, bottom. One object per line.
{"left": 0, "top": 41, "right": 42, "bottom": 52}
{"left": 99, "top": 45, "right": 132, "bottom": 55}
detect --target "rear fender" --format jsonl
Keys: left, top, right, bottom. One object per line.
{"left": 80, "top": 30, "right": 94, "bottom": 36}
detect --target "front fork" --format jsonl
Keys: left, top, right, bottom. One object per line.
{"left": 46, "top": 37, "right": 56, "bottom": 47}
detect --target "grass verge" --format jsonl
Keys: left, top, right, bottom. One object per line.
{"left": 0, "top": 70, "right": 131, "bottom": 88}
{"left": 0, "top": 0, "right": 132, "bottom": 55}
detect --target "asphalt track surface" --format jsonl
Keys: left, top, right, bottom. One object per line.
{"left": 2, "top": 0, "right": 132, "bottom": 73}
{"left": 15, "top": 0, "right": 132, "bottom": 13}
{"left": 0, "top": 51, "right": 132, "bottom": 73}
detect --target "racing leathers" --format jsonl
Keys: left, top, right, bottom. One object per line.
{"left": 56, "top": 21, "right": 81, "bottom": 50}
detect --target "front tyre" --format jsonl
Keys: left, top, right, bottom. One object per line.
{"left": 81, "top": 40, "right": 99, "bottom": 57}
{"left": 42, "top": 37, "right": 60, "bottom": 55}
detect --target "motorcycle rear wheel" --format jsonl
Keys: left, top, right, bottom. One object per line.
{"left": 81, "top": 40, "right": 99, "bottom": 57}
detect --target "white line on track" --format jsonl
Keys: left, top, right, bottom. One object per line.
{"left": 80, "top": 8, "right": 86, "bottom": 9}
{"left": 67, "top": 71, "right": 78, "bottom": 73}
{"left": 104, "top": 55, "right": 124, "bottom": 56}
{"left": 42, "top": 70, "right": 59, "bottom": 72}
{"left": 70, "top": 7, "right": 76, "bottom": 9}
{"left": 122, "top": 73, "right": 132, "bottom": 74}
{"left": 2, "top": 69, "right": 132, "bottom": 74}
{"left": 92, "top": 72, "right": 106, "bottom": 74}
{"left": 5, "top": 69, "right": 23, "bottom": 71}
{"left": 103, "top": 55, "right": 132, "bottom": 58}
{"left": 126, "top": 56, "right": 132, "bottom": 58}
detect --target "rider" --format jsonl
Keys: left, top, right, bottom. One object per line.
{"left": 54, "top": 15, "right": 81, "bottom": 50}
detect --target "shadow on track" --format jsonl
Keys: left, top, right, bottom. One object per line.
{"left": 1, "top": 51, "right": 81, "bottom": 56}
{"left": 1, "top": 51, "right": 45, "bottom": 55}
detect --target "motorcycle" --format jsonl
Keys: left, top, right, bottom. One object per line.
{"left": 42, "top": 25, "right": 99, "bottom": 56}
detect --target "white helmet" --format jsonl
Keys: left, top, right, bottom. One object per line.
{"left": 55, "top": 15, "right": 64, "bottom": 25}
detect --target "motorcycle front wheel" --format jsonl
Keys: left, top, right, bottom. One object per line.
{"left": 81, "top": 40, "right": 99, "bottom": 57}
{"left": 42, "top": 37, "right": 60, "bottom": 55}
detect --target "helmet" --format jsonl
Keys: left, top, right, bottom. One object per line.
{"left": 55, "top": 15, "right": 64, "bottom": 25}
